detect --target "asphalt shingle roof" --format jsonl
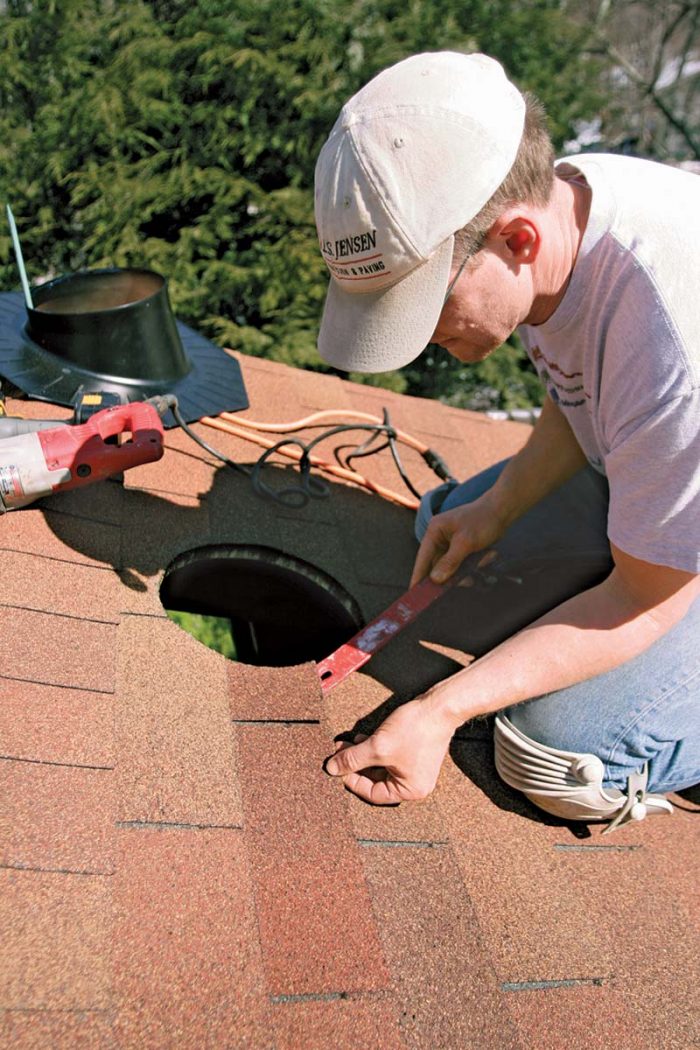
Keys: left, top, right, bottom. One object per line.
{"left": 1, "top": 351, "right": 698, "bottom": 1049}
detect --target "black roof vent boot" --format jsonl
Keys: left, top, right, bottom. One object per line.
{"left": 0, "top": 268, "right": 248, "bottom": 426}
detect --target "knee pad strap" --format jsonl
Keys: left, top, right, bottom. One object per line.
{"left": 494, "top": 714, "right": 673, "bottom": 833}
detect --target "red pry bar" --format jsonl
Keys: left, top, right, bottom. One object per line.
{"left": 316, "top": 573, "right": 459, "bottom": 695}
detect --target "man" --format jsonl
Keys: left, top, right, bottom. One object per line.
{"left": 315, "top": 51, "right": 699, "bottom": 830}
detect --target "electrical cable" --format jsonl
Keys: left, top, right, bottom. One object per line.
{"left": 218, "top": 406, "right": 456, "bottom": 488}
{"left": 146, "top": 394, "right": 455, "bottom": 510}
{"left": 336, "top": 438, "right": 391, "bottom": 468}
{"left": 381, "top": 408, "right": 423, "bottom": 501}
{"left": 324, "top": 417, "right": 423, "bottom": 501}
{"left": 216, "top": 407, "right": 432, "bottom": 454}
{"left": 201, "top": 411, "right": 421, "bottom": 506}
{"left": 263, "top": 417, "right": 426, "bottom": 503}
{"left": 200, "top": 412, "right": 423, "bottom": 509}
{"left": 337, "top": 411, "right": 393, "bottom": 470}
{"left": 250, "top": 439, "right": 330, "bottom": 508}
{"left": 169, "top": 400, "right": 252, "bottom": 479}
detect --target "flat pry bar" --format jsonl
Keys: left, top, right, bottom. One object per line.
{"left": 316, "top": 553, "right": 488, "bottom": 694}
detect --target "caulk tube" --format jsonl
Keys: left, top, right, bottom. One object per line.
{"left": 0, "top": 432, "right": 71, "bottom": 511}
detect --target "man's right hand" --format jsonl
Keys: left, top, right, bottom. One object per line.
{"left": 410, "top": 494, "right": 505, "bottom": 586}
{"left": 411, "top": 397, "right": 591, "bottom": 587}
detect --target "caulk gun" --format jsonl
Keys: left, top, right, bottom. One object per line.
{"left": 0, "top": 401, "right": 164, "bottom": 511}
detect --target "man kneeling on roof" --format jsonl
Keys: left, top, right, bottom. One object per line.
{"left": 317, "top": 52, "right": 699, "bottom": 832}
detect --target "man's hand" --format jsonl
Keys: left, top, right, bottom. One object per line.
{"left": 324, "top": 697, "right": 457, "bottom": 805}
{"left": 411, "top": 495, "right": 504, "bottom": 585}
{"left": 412, "top": 395, "right": 589, "bottom": 587}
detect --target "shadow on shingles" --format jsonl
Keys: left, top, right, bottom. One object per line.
{"left": 38, "top": 459, "right": 419, "bottom": 600}
{"left": 39, "top": 458, "right": 602, "bottom": 839}
{"left": 675, "top": 784, "right": 700, "bottom": 809}
{"left": 327, "top": 540, "right": 613, "bottom": 837}
{"left": 449, "top": 731, "right": 593, "bottom": 837}
{"left": 336, "top": 692, "right": 592, "bottom": 837}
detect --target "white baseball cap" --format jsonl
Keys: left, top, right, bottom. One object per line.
{"left": 314, "top": 51, "right": 526, "bottom": 373}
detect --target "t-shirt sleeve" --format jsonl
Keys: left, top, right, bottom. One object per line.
{"left": 604, "top": 392, "right": 700, "bottom": 572}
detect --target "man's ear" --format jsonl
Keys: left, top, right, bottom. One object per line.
{"left": 496, "top": 215, "right": 540, "bottom": 263}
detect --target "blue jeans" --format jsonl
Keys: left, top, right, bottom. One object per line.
{"left": 416, "top": 461, "right": 700, "bottom": 794}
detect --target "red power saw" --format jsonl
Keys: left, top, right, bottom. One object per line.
{"left": 0, "top": 402, "right": 164, "bottom": 511}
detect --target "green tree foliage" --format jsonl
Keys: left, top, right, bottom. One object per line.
{"left": 167, "top": 610, "right": 237, "bottom": 659}
{"left": 403, "top": 334, "right": 546, "bottom": 412}
{"left": 0, "top": 1, "right": 607, "bottom": 408}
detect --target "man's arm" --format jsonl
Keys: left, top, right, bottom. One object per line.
{"left": 412, "top": 394, "right": 587, "bottom": 584}
{"left": 326, "top": 545, "right": 699, "bottom": 805}
{"left": 430, "top": 544, "right": 699, "bottom": 726}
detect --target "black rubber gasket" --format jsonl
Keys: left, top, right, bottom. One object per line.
{"left": 160, "top": 544, "right": 364, "bottom": 667}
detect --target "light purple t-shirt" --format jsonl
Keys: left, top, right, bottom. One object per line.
{"left": 519, "top": 153, "right": 700, "bottom": 573}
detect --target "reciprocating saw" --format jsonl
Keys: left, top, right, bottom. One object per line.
{"left": 0, "top": 402, "right": 164, "bottom": 511}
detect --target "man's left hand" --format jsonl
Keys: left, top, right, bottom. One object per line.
{"left": 324, "top": 697, "right": 456, "bottom": 805}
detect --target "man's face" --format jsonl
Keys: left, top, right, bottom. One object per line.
{"left": 430, "top": 245, "right": 531, "bottom": 363}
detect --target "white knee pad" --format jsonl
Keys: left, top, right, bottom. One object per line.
{"left": 494, "top": 713, "right": 673, "bottom": 833}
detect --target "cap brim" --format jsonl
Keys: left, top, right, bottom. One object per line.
{"left": 317, "top": 236, "right": 454, "bottom": 373}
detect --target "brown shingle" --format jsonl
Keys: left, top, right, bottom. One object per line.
{"left": 227, "top": 661, "right": 322, "bottom": 722}
{"left": 41, "top": 475, "right": 125, "bottom": 525}
{"left": 502, "top": 983, "right": 648, "bottom": 1050}
{"left": 1, "top": 870, "right": 110, "bottom": 1010}
{"left": 123, "top": 425, "right": 219, "bottom": 498}
{"left": 2, "top": 354, "right": 696, "bottom": 1048}
{"left": 0, "top": 550, "right": 121, "bottom": 623}
{"left": 360, "top": 843, "right": 521, "bottom": 1049}
{"left": 3, "top": 399, "right": 72, "bottom": 422}
{"left": 0, "top": 608, "right": 115, "bottom": 692}
{"left": 115, "top": 616, "right": 241, "bottom": 827}
{"left": 0, "top": 1009, "right": 113, "bottom": 1050}
{"left": 235, "top": 722, "right": 391, "bottom": 996}
{"left": 112, "top": 827, "right": 270, "bottom": 1047}
{"left": 447, "top": 407, "right": 528, "bottom": 474}
{"left": 0, "top": 506, "right": 120, "bottom": 567}
{"left": 1, "top": 763, "right": 115, "bottom": 874}
{"left": 243, "top": 355, "right": 349, "bottom": 413}
{"left": 342, "top": 383, "right": 462, "bottom": 443}
{"left": 642, "top": 803, "right": 700, "bottom": 934}
{"left": 439, "top": 751, "right": 700, "bottom": 986}
{"left": 118, "top": 487, "right": 210, "bottom": 616}
{"left": 343, "top": 787, "right": 450, "bottom": 850}
{"left": 333, "top": 492, "right": 417, "bottom": 589}
{"left": 271, "top": 994, "right": 405, "bottom": 1050}
{"left": 0, "top": 679, "right": 114, "bottom": 767}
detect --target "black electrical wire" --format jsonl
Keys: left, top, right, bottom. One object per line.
{"left": 162, "top": 396, "right": 451, "bottom": 508}
{"left": 170, "top": 398, "right": 324, "bottom": 507}
{"left": 335, "top": 438, "right": 391, "bottom": 468}
{"left": 335, "top": 416, "right": 423, "bottom": 501}
{"left": 170, "top": 400, "right": 252, "bottom": 478}
{"left": 337, "top": 413, "right": 391, "bottom": 468}
{"left": 251, "top": 439, "right": 330, "bottom": 508}
{"left": 381, "top": 408, "right": 424, "bottom": 501}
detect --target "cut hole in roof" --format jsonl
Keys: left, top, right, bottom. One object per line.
{"left": 160, "top": 544, "right": 364, "bottom": 667}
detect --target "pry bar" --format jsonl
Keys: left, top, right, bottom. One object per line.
{"left": 316, "top": 558, "right": 480, "bottom": 695}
